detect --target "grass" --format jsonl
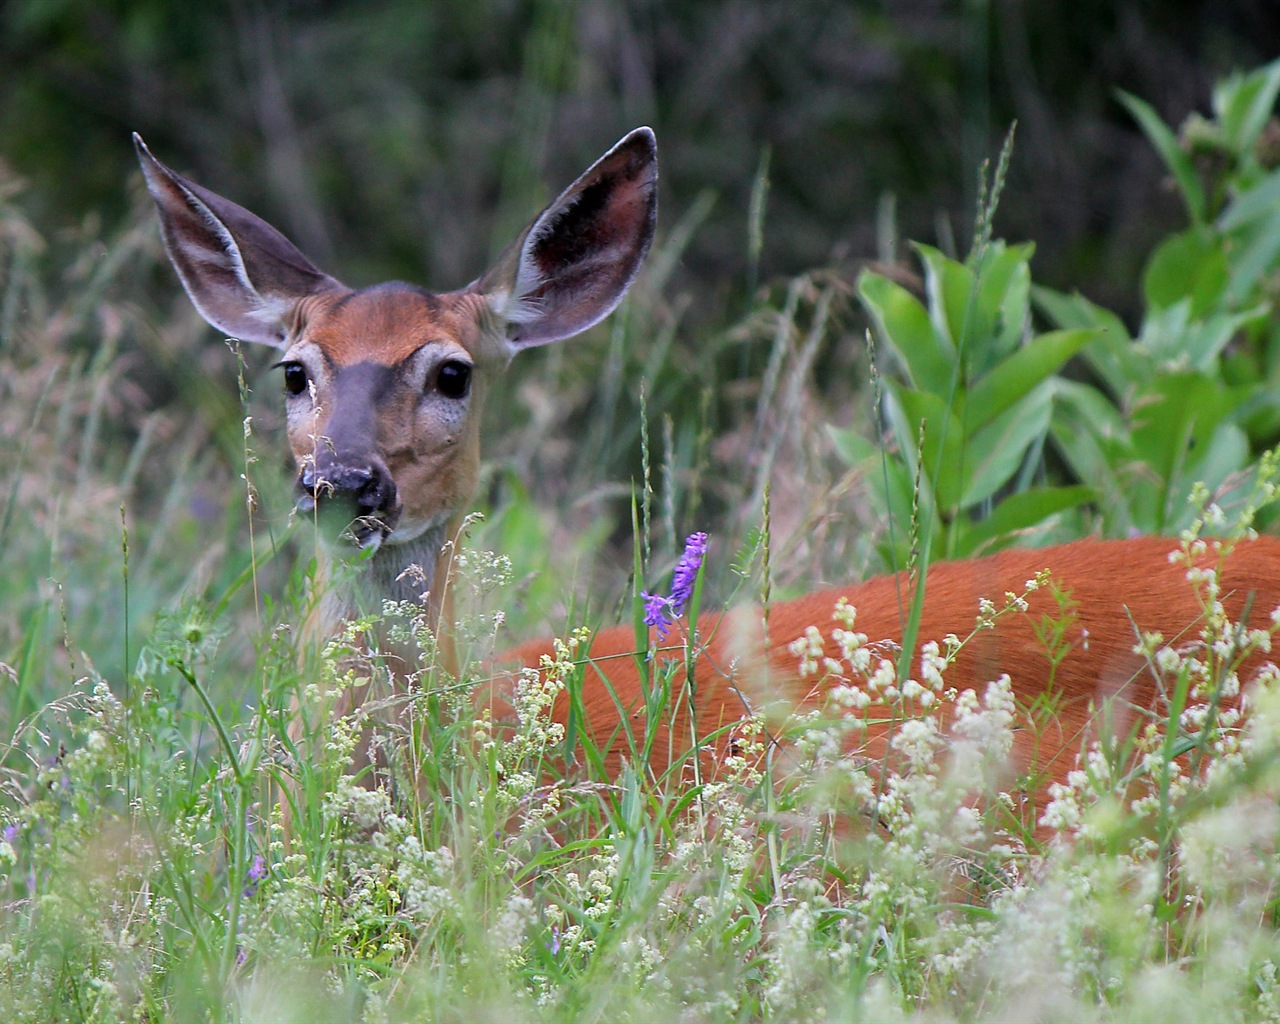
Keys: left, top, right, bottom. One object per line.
{"left": 6, "top": 157, "right": 1280, "bottom": 1023}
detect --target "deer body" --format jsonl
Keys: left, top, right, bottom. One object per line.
{"left": 497, "top": 536, "right": 1280, "bottom": 804}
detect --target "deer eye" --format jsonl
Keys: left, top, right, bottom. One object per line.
{"left": 436, "top": 360, "right": 472, "bottom": 400}
{"left": 281, "top": 362, "right": 309, "bottom": 396}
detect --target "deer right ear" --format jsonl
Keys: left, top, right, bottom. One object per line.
{"left": 133, "top": 133, "right": 342, "bottom": 347}
{"left": 475, "top": 127, "right": 658, "bottom": 352}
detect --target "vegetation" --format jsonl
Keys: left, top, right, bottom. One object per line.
{"left": 4, "top": 9, "right": 1280, "bottom": 1020}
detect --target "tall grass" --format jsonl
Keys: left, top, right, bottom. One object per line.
{"left": 6, "top": 146, "right": 1280, "bottom": 1022}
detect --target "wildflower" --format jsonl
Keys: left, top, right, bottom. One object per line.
{"left": 640, "top": 591, "right": 673, "bottom": 638}
{"left": 669, "top": 531, "right": 708, "bottom": 611}
{"left": 243, "top": 853, "right": 267, "bottom": 897}
{"left": 641, "top": 531, "right": 709, "bottom": 640}
{"left": 788, "top": 625, "right": 825, "bottom": 677}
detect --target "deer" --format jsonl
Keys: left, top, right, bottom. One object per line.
{"left": 134, "top": 128, "right": 658, "bottom": 817}
{"left": 135, "top": 128, "right": 1280, "bottom": 838}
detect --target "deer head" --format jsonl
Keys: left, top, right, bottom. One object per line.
{"left": 135, "top": 129, "right": 657, "bottom": 637}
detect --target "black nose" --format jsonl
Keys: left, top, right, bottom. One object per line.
{"left": 300, "top": 458, "right": 397, "bottom": 518}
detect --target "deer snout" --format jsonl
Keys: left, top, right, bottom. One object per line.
{"left": 297, "top": 454, "right": 400, "bottom": 547}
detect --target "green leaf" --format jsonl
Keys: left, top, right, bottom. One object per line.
{"left": 1129, "top": 372, "right": 1241, "bottom": 483}
{"left": 1218, "top": 167, "right": 1280, "bottom": 231}
{"left": 868, "top": 456, "right": 936, "bottom": 574}
{"left": 1033, "top": 285, "right": 1131, "bottom": 339}
{"left": 962, "top": 383, "right": 1053, "bottom": 507}
{"left": 1226, "top": 210, "right": 1280, "bottom": 303}
{"left": 1047, "top": 379, "right": 1132, "bottom": 514}
{"left": 1139, "top": 300, "right": 1268, "bottom": 371}
{"left": 885, "top": 384, "right": 964, "bottom": 512}
{"left": 827, "top": 424, "right": 878, "bottom": 467}
{"left": 959, "top": 485, "right": 1097, "bottom": 555}
{"left": 1083, "top": 329, "right": 1156, "bottom": 397}
{"left": 914, "top": 243, "right": 973, "bottom": 352}
{"left": 1032, "top": 287, "right": 1135, "bottom": 394}
{"left": 1213, "top": 57, "right": 1280, "bottom": 160}
{"left": 973, "top": 241, "right": 1035, "bottom": 362}
{"left": 967, "top": 328, "right": 1097, "bottom": 430}
{"left": 1182, "top": 423, "right": 1249, "bottom": 494}
{"left": 857, "top": 271, "right": 952, "bottom": 392}
{"left": 1118, "top": 90, "right": 1205, "bottom": 224}
{"left": 1141, "top": 227, "right": 1227, "bottom": 316}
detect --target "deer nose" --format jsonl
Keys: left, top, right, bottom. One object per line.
{"left": 298, "top": 457, "right": 398, "bottom": 519}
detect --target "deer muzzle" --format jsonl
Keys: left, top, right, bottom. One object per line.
{"left": 297, "top": 454, "right": 400, "bottom": 549}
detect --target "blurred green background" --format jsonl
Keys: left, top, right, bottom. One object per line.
{"left": 6, "top": 0, "right": 1279, "bottom": 316}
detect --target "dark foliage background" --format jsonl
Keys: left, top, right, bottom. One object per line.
{"left": 5, "top": 0, "right": 1278, "bottom": 319}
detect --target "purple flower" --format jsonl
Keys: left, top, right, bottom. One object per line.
{"left": 642, "top": 532, "right": 709, "bottom": 641}
{"left": 669, "top": 532, "right": 708, "bottom": 614}
{"left": 243, "top": 853, "right": 267, "bottom": 897}
{"left": 641, "top": 590, "right": 674, "bottom": 639}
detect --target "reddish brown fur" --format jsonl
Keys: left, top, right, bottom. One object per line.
{"left": 494, "top": 536, "right": 1280, "bottom": 811}
{"left": 297, "top": 286, "right": 490, "bottom": 368}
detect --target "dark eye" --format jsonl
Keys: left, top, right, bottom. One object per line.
{"left": 436, "top": 360, "right": 472, "bottom": 400}
{"left": 282, "top": 362, "right": 309, "bottom": 397}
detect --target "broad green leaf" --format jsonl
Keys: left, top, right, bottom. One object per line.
{"left": 1213, "top": 57, "right": 1280, "bottom": 161}
{"left": 1226, "top": 210, "right": 1280, "bottom": 302}
{"left": 1032, "top": 285, "right": 1131, "bottom": 339}
{"left": 1183, "top": 306, "right": 1270, "bottom": 369}
{"left": 885, "top": 384, "right": 965, "bottom": 512}
{"left": 967, "top": 328, "right": 1097, "bottom": 430}
{"left": 914, "top": 243, "right": 973, "bottom": 353}
{"left": 1118, "top": 90, "right": 1205, "bottom": 224}
{"left": 1129, "top": 372, "right": 1241, "bottom": 482}
{"left": 958, "top": 485, "right": 1097, "bottom": 556}
{"left": 1236, "top": 376, "right": 1280, "bottom": 445}
{"left": 1182, "top": 422, "right": 1249, "bottom": 494}
{"left": 857, "top": 271, "right": 952, "bottom": 392}
{"left": 973, "top": 241, "right": 1035, "bottom": 363}
{"left": 868, "top": 456, "right": 938, "bottom": 574}
{"left": 962, "top": 383, "right": 1053, "bottom": 507}
{"left": 1048, "top": 379, "right": 1132, "bottom": 511}
{"left": 1139, "top": 300, "right": 1268, "bottom": 371}
{"left": 827, "top": 424, "right": 878, "bottom": 467}
{"left": 1133, "top": 420, "right": 1249, "bottom": 534}
{"left": 1084, "top": 328, "right": 1156, "bottom": 396}
{"left": 1141, "top": 226, "right": 1227, "bottom": 316}
{"left": 1032, "top": 287, "right": 1136, "bottom": 396}
{"left": 1218, "top": 167, "right": 1280, "bottom": 231}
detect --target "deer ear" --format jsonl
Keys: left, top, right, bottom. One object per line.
{"left": 475, "top": 127, "right": 657, "bottom": 351}
{"left": 134, "top": 133, "right": 342, "bottom": 347}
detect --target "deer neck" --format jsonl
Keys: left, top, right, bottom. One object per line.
{"left": 306, "top": 519, "right": 458, "bottom": 676}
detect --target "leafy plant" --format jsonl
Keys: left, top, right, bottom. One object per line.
{"left": 847, "top": 237, "right": 1097, "bottom": 566}
{"left": 1039, "top": 58, "right": 1280, "bottom": 534}
{"left": 845, "top": 60, "right": 1280, "bottom": 557}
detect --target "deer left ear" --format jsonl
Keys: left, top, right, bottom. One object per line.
{"left": 475, "top": 127, "right": 658, "bottom": 351}
{"left": 134, "top": 133, "right": 343, "bottom": 347}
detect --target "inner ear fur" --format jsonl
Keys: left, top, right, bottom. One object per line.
{"left": 476, "top": 127, "right": 658, "bottom": 350}
{"left": 134, "top": 133, "right": 342, "bottom": 347}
